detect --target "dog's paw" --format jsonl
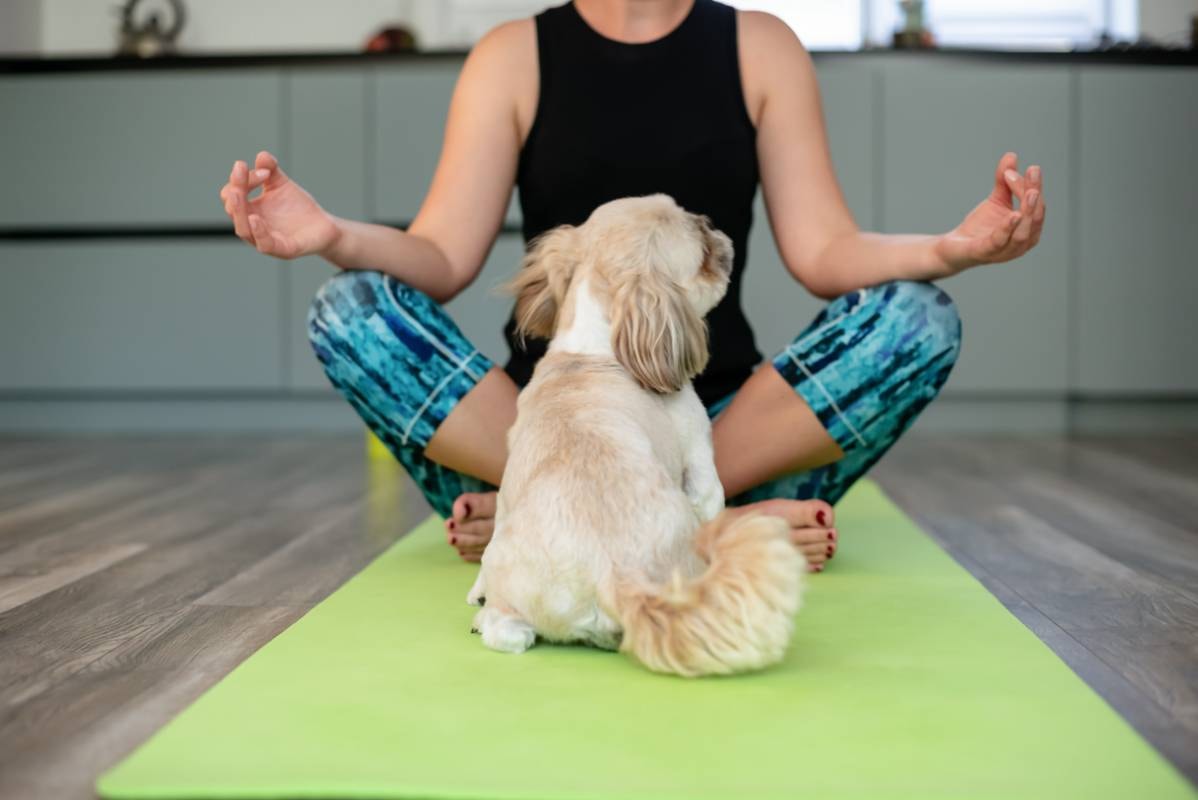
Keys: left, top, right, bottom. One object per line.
{"left": 466, "top": 572, "right": 486, "bottom": 607}
{"left": 695, "top": 484, "right": 725, "bottom": 523}
{"left": 474, "top": 607, "right": 535, "bottom": 654}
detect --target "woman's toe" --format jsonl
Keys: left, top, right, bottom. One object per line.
{"left": 756, "top": 497, "right": 834, "bottom": 529}
{"left": 790, "top": 526, "right": 836, "bottom": 547}
{"left": 800, "top": 542, "right": 828, "bottom": 565}
{"left": 454, "top": 490, "right": 497, "bottom": 523}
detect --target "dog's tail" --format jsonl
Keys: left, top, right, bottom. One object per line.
{"left": 609, "top": 509, "right": 803, "bottom": 677}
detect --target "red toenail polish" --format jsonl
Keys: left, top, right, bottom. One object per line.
{"left": 463, "top": 502, "right": 472, "bottom": 516}
{"left": 827, "top": 545, "right": 833, "bottom": 555}
{"left": 827, "top": 531, "right": 834, "bottom": 540}
{"left": 816, "top": 510, "right": 826, "bottom": 526}
{"left": 448, "top": 520, "right": 456, "bottom": 530}
{"left": 450, "top": 536, "right": 458, "bottom": 545}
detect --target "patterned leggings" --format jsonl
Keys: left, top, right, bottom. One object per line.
{"left": 308, "top": 271, "right": 962, "bottom": 519}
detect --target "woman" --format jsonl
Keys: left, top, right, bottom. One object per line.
{"left": 218, "top": 0, "right": 1045, "bottom": 570}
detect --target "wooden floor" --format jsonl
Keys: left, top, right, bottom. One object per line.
{"left": 0, "top": 434, "right": 1195, "bottom": 797}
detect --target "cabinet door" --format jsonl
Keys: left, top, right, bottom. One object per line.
{"left": 742, "top": 59, "right": 877, "bottom": 359}
{"left": 881, "top": 59, "right": 1071, "bottom": 394}
{"left": 1075, "top": 66, "right": 1198, "bottom": 394}
{"left": 0, "top": 71, "right": 283, "bottom": 227}
{"left": 373, "top": 60, "right": 521, "bottom": 228}
{"left": 288, "top": 68, "right": 370, "bottom": 222}
{"left": 0, "top": 241, "right": 283, "bottom": 390}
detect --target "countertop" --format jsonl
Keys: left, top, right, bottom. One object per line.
{"left": 2, "top": 45, "right": 1196, "bottom": 74}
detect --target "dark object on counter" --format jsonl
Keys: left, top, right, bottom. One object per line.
{"left": 893, "top": 0, "right": 936, "bottom": 50}
{"left": 364, "top": 26, "right": 418, "bottom": 54}
{"left": 117, "top": 0, "right": 186, "bottom": 58}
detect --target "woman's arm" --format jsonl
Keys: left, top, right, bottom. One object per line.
{"left": 221, "top": 20, "right": 534, "bottom": 304}
{"left": 327, "top": 20, "right": 535, "bottom": 302}
{"left": 738, "top": 13, "right": 1045, "bottom": 300}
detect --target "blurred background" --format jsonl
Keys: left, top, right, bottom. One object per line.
{"left": 0, "top": 0, "right": 1195, "bottom": 435}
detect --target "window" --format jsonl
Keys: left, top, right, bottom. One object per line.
{"left": 867, "top": 0, "right": 1138, "bottom": 49}
{"left": 726, "top": 0, "right": 1138, "bottom": 50}
{"left": 722, "top": 0, "right": 864, "bottom": 50}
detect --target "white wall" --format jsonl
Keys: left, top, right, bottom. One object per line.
{"left": 27, "top": 0, "right": 422, "bottom": 56}
{"left": 3, "top": 0, "right": 1194, "bottom": 56}
{"left": 1139, "top": 0, "right": 1198, "bottom": 43}
{"left": 0, "top": 0, "right": 41, "bottom": 55}
{"left": 0, "top": 0, "right": 552, "bottom": 56}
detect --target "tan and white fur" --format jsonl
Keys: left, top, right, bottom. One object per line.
{"left": 468, "top": 194, "right": 803, "bottom": 677}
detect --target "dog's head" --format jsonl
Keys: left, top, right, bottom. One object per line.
{"left": 503, "top": 194, "right": 733, "bottom": 393}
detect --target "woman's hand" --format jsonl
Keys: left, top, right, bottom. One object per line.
{"left": 934, "top": 152, "right": 1046, "bottom": 275}
{"left": 218, "top": 150, "right": 341, "bottom": 259}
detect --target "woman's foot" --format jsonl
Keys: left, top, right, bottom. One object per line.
{"left": 728, "top": 498, "right": 837, "bottom": 572}
{"left": 445, "top": 492, "right": 836, "bottom": 569}
{"left": 445, "top": 491, "right": 498, "bottom": 563}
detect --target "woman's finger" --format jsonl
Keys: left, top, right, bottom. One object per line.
{"left": 982, "top": 212, "right": 1019, "bottom": 257}
{"left": 247, "top": 168, "right": 270, "bottom": 192}
{"left": 1027, "top": 206, "right": 1045, "bottom": 248}
{"left": 231, "top": 161, "right": 256, "bottom": 245}
{"left": 990, "top": 152, "right": 1019, "bottom": 204}
{"left": 248, "top": 216, "right": 275, "bottom": 255}
{"left": 255, "top": 150, "right": 286, "bottom": 181}
{"left": 1003, "top": 168, "right": 1026, "bottom": 206}
{"left": 229, "top": 193, "right": 253, "bottom": 242}
{"left": 1011, "top": 195, "right": 1037, "bottom": 246}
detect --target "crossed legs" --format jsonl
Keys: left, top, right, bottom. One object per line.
{"left": 308, "top": 273, "right": 961, "bottom": 570}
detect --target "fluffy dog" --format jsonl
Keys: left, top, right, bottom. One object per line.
{"left": 468, "top": 194, "right": 803, "bottom": 677}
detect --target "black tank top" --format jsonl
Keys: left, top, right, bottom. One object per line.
{"left": 505, "top": 0, "right": 762, "bottom": 408}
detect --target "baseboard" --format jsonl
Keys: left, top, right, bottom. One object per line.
{"left": 911, "top": 397, "right": 1070, "bottom": 433}
{"left": 1067, "top": 397, "right": 1198, "bottom": 433}
{"left": 0, "top": 394, "right": 364, "bottom": 433}
{"left": 0, "top": 394, "right": 1194, "bottom": 435}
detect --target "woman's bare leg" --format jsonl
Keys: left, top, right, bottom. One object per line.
{"left": 426, "top": 363, "right": 841, "bottom": 569}
{"left": 712, "top": 363, "right": 844, "bottom": 496}
{"left": 711, "top": 364, "right": 845, "bottom": 571}
{"left": 423, "top": 366, "right": 518, "bottom": 487}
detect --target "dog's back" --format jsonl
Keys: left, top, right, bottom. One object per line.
{"left": 480, "top": 352, "right": 702, "bottom": 648}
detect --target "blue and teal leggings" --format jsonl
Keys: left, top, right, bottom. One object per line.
{"left": 308, "top": 271, "right": 961, "bottom": 519}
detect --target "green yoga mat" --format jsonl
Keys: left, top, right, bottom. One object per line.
{"left": 98, "top": 480, "right": 1193, "bottom": 800}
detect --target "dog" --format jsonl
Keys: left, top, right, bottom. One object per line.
{"left": 467, "top": 194, "right": 803, "bottom": 677}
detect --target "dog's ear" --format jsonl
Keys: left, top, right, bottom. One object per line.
{"left": 501, "top": 225, "right": 580, "bottom": 342}
{"left": 610, "top": 270, "right": 709, "bottom": 394}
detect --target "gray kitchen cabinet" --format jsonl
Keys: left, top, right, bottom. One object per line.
{"left": 288, "top": 68, "right": 370, "bottom": 222}
{"left": 373, "top": 61, "right": 522, "bottom": 227}
{"left": 1074, "top": 66, "right": 1198, "bottom": 394}
{"left": 0, "top": 240, "right": 283, "bottom": 390}
{"left": 0, "top": 71, "right": 284, "bottom": 227}
{"left": 881, "top": 60, "right": 1072, "bottom": 394}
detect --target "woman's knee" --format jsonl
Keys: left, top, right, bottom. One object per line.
{"left": 883, "top": 280, "right": 961, "bottom": 359}
{"left": 307, "top": 270, "right": 386, "bottom": 341}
